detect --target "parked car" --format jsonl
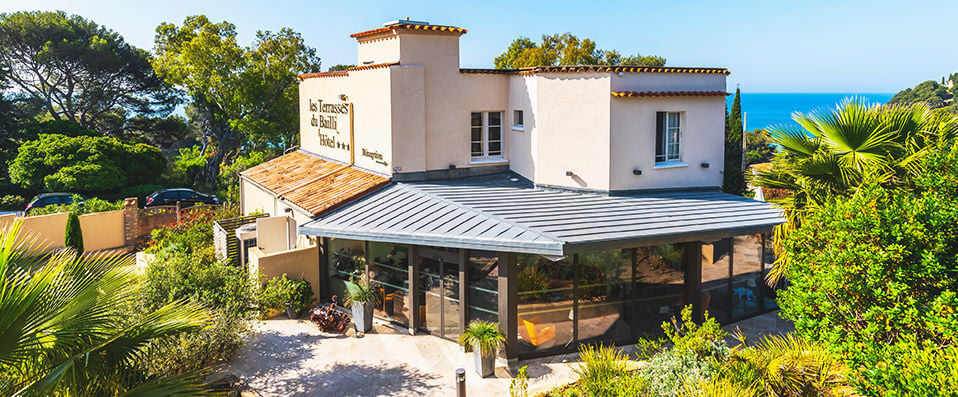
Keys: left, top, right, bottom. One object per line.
{"left": 145, "top": 189, "right": 219, "bottom": 208}
{"left": 25, "top": 193, "right": 80, "bottom": 214}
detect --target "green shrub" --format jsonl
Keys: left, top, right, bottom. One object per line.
{"left": 135, "top": 204, "right": 257, "bottom": 376}
{"left": 260, "top": 274, "right": 314, "bottom": 313}
{"left": 9, "top": 134, "right": 166, "bottom": 193}
{"left": 163, "top": 145, "right": 206, "bottom": 188}
{"left": 575, "top": 344, "right": 646, "bottom": 396}
{"left": 64, "top": 211, "right": 83, "bottom": 253}
{"left": 27, "top": 195, "right": 123, "bottom": 216}
{"left": 510, "top": 366, "right": 529, "bottom": 397}
{"left": 0, "top": 194, "right": 26, "bottom": 210}
{"left": 778, "top": 181, "right": 958, "bottom": 394}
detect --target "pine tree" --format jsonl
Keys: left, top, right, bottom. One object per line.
{"left": 723, "top": 88, "right": 747, "bottom": 196}
{"left": 65, "top": 211, "right": 84, "bottom": 253}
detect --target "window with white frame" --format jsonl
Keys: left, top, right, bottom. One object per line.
{"left": 655, "top": 111, "right": 682, "bottom": 163}
{"left": 471, "top": 111, "right": 504, "bottom": 160}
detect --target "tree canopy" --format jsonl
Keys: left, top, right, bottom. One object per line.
{"left": 152, "top": 15, "right": 320, "bottom": 187}
{"left": 889, "top": 78, "right": 957, "bottom": 113}
{"left": 723, "top": 88, "right": 746, "bottom": 195}
{"left": 9, "top": 134, "right": 166, "bottom": 193}
{"left": 0, "top": 11, "right": 179, "bottom": 133}
{"left": 494, "top": 33, "right": 665, "bottom": 69}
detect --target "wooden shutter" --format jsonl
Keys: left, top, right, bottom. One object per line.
{"left": 655, "top": 112, "right": 665, "bottom": 162}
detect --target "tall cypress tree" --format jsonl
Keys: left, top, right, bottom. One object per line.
{"left": 65, "top": 211, "right": 84, "bottom": 253}
{"left": 723, "top": 88, "right": 747, "bottom": 195}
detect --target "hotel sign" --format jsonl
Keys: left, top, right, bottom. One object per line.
{"left": 309, "top": 99, "right": 352, "bottom": 151}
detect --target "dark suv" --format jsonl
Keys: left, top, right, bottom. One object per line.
{"left": 25, "top": 193, "right": 78, "bottom": 214}
{"left": 145, "top": 189, "right": 220, "bottom": 208}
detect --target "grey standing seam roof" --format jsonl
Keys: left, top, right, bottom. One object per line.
{"left": 299, "top": 172, "right": 785, "bottom": 256}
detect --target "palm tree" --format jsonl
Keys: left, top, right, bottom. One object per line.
{"left": 683, "top": 334, "right": 859, "bottom": 397}
{"left": 0, "top": 221, "right": 214, "bottom": 396}
{"left": 754, "top": 99, "right": 958, "bottom": 281}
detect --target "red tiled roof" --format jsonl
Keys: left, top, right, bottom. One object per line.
{"left": 298, "top": 62, "right": 399, "bottom": 81}
{"left": 611, "top": 90, "right": 731, "bottom": 98}
{"left": 461, "top": 66, "right": 730, "bottom": 75}
{"left": 240, "top": 151, "right": 390, "bottom": 216}
{"left": 350, "top": 24, "right": 467, "bottom": 39}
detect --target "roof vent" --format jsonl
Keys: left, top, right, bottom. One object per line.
{"left": 383, "top": 18, "right": 429, "bottom": 26}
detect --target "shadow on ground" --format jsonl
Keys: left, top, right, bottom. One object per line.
{"left": 230, "top": 327, "right": 441, "bottom": 396}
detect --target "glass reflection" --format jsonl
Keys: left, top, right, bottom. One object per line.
{"left": 577, "top": 249, "right": 633, "bottom": 345}
{"left": 634, "top": 244, "right": 686, "bottom": 336}
{"left": 368, "top": 242, "right": 410, "bottom": 325}
{"left": 701, "top": 239, "right": 731, "bottom": 322}
{"left": 732, "top": 235, "right": 763, "bottom": 319}
{"left": 328, "top": 238, "right": 365, "bottom": 306}
{"left": 468, "top": 250, "right": 499, "bottom": 324}
{"left": 516, "top": 254, "right": 574, "bottom": 354}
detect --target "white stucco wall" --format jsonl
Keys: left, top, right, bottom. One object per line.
{"left": 298, "top": 68, "right": 394, "bottom": 175}
{"left": 610, "top": 96, "right": 726, "bottom": 190}
{"left": 533, "top": 73, "right": 613, "bottom": 191}
{"left": 295, "top": 25, "right": 729, "bottom": 193}
{"left": 507, "top": 75, "right": 537, "bottom": 181}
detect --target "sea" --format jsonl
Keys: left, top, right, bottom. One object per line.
{"left": 727, "top": 93, "right": 895, "bottom": 131}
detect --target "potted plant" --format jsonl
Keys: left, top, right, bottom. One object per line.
{"left": 459, "top": 320, "right": 506, "bottom": 377}
{"left": 261, "top": 275, "right": 314, "bottom": 319}
{"left": 343, "top": 278, "right": 380, "bottom": 333}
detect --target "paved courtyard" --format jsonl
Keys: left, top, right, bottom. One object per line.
{"left": 226, "top": 311, "right": 793, "bottom": 396}
{"left": 225, "top": 318, "right": 578, "bottom": 397}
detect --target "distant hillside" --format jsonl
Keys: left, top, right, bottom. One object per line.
{"left": 889, "top": 73, "right": 958, "bottom": 113}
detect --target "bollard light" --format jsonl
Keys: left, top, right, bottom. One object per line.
{"left": 456, "top": 368, "right": 466, "bottom": 397}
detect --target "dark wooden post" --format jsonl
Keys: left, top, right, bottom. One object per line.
{"left": 498, "top": 251, "right": 518, "bottom": 364}
{"left": 684, "top": 242, "right": 703, "bottom": 322}
{"left": 408, "top": 245, "right": 421, "bottom": 334}
{"left": 318, "top": 237, "right": 329, "bottom": 301}
{"left": 459, "top": 249, "right": 469, "bottom": 336}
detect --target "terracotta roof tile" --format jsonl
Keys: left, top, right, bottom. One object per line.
{"left": 461, "top": 66, "right": 730, "bottom": 75}
{"left": 611, "top": 90, "right": 731, "bottom": 98}
{"left": 298, "top": 62, "right": 398, "bottom": 81}
{"left": 240, "top": 151, "right": 390, "bottom": 216}
{"left": 350, "top": 24, "right": 467, "bottom": 39}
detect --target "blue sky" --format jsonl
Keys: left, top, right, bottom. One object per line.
{"left": 3, "top": 0, "right": 956, "bottom": 93}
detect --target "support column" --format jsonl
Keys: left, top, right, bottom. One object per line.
{"left": 318, "top": 237, "right": 329, "bottom": 301}
{"left": 459, "top": 249, "right": 469, "bottom": 336}
{"left": 498, "top": 251, "right": 518, "bottom": 364}
{"left": 408, "top": 245, "right": 421, "bottom": 334}
{"left": 684, "top": 242, "right": 704, "bottom": 322}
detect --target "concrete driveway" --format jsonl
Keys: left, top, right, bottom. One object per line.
{"left": 225, "top": 318, "right": 578, "bottom": 397}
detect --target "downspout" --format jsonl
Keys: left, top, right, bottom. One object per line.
{"left": 274, "top": 103, "right": 356, "bottom": 198}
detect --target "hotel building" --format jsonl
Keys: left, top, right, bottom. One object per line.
{"left": 239, "top": 20, "right": 784, "bottom": 360}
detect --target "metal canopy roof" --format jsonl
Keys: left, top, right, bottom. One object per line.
{"left": 299, "top": 172, "right": 785, "bottom": 256}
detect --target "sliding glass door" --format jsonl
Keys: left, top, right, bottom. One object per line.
{"left": 418, "top": 247, "right": 461, "bottom": 340}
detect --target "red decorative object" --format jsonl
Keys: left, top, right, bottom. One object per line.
{"left": 310, "top": 296, "right": 351, "bottom": 333}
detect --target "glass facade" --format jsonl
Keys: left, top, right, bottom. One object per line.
{"left": 732, "top": 235, "right": 763, "bottom": 319}
{"left": 368, "top": 242, "right": 410, "bottom": 325}
{"left": 576, "top": 249, "right": 633, "bottom": 345}
{"left": 701, "top": 239, "right": 731, "bottom": 322}
{"left": 516, "top": 254, "right": 575, "bottom": 354}
{"left": 418, "top": 246, "right": 461, "bottom": 339}
{"left": 468, "top": 250, "right": 499, "bottom": 324}
{"left": 321, "top": 236, "right": 780, "bottom": 358}
{"left": 633, "top": 244, "right": 687, "bottom": 336}
{"left": 327, "top": 238, "right": 365, "bottom": 302}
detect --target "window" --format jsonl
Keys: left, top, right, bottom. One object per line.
{"left": 655, "top": 112, "right": 682, "bottom": 163}
{"left": 470, "top": 111, "right": 504, "bottom": 160}
{"left": 512, "top": 110, "right": 524, "bottom": 130}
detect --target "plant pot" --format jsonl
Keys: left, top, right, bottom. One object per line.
{"left": 351, "top": 301, "right": 374, "bottom": 332}
{"left": 474, "top": 347, "right": 496, "bottom": 378}
{"left": 285, "top": 304, "right": 300, "bottom": 319}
